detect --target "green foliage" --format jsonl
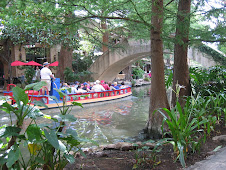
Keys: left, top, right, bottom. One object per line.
{"left": 144, "top": 77, "right": 151, "bottom": 82}
{"left": 196, "top": 44, "right": 226, "bottom": 65}
{"left": 165, "top": 69, "right": 173, "bottom": 89}
{"left": 159, "top": 82, "right": 225, "bottom": 168}
{"left": 131, "top": 79, "right": 136, "bottom": 87}
{"left": 159, "top": 100, "right": 209, "bottom": 168}
{"left": 24, "top": 66, "right": 35, "bottom": 84}
{"left": 218, "top": 42, "right": 226, "bottom": 54}
{"left": 0, "top": 82, "right": 89, "bottom": 169}
{"left": 132, "top": 67, "right": 144, "bottom": 79}
{"left": 76, "top": 70, "right": 94, "bottom": 82}
{"left": 190, "top": 66, "right": 226, "bottom": 96}
{"left": 64, "top": 67, "right": 75, "bottom": 82}
{"left": 64, "top": 67, "right": 93, "bottom": 83}
{"left": 72, "top": 52, "right": 95, "bottom": 73}
{"left": 132, "top": 139, "right": 164, "bottom": 169}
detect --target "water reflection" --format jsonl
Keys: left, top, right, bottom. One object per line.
{"left": 0, "top": 85, "right": 151, "bottom": 146}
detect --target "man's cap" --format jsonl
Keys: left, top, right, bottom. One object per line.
{"left": 96, "top": 80, "right": 100, "bottom": 84}
{"left": 43, "top": 62, "right": 50, "bottom": 66}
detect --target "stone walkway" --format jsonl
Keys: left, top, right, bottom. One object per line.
{"left": 186, "top": 146, "right": 226, "bottom": 170}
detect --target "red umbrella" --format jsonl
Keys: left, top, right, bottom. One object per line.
{"left": 26, "top": 61, "right": 42, "bottom": 66}
{"left": 11, "top": 60, "right": 26, "bottom": 66}
{"left": 49, "top": 61, "right": 59, "bottom": 66}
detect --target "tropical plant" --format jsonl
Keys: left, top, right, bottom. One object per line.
{"left": 0, "top": 81, "right": 47, "bottom": 169}
{"left": 0, "top": 82, "right": 89, "bottom": 169}
{"left": 158, "top": 100, "right": 209, "bottom": 168}
{"left": 165, "top": 69, "right": 173, "bottom": 89}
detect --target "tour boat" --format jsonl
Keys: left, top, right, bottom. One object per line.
{"left": 3, "top": 81, "right": 132, "bottom": 110}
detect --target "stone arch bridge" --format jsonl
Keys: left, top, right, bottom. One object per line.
{"left": 88, "top": 40, "right": 221, "bottom": 81}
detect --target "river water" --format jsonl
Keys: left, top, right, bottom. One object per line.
{"left": 0, "top": 85, "right": 151, "bottom": 146}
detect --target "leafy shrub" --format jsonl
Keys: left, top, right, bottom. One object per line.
{"left": 24, "top": 66, "right": 35, "bottom": 84}
{"left": 64, "top": 67, "right": 93, "bottom": 83}
{"left": 144, "top": 77, "right": 151, "bottom": 82}
{"left": 64, "top": 67, "right": 75, "bottom": 82}
{"left": 131, "top": 79, "right": 136, "bottom": 87}
{"left": 190, "top": 66, "right": 226, "bottom": 96}
{"left": 132, "top": 67, "right": 144, "bottom": 79}
{"left": 76, "top": 70, "right": 93, "bottom": 82}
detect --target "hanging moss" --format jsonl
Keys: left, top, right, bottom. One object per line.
{"left": 196, "top": 44, "right": 226, "bottom": 66}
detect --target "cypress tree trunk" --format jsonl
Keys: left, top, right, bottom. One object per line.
{"left": 56, "top": 45, "right": 73, "bottom": 80}
{"left": 172, "top": 0, "right": 191, "bottom": 107}
{"left": 146, "top": 0, "right": 170, "bottom": 139}
{"left": 101, "top": 19, "right": 109, "bottom": 53}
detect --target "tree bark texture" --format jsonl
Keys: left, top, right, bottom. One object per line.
{"left": 2, "top": 40, "right": 11, "bottom": 87}
{"left": 56, "top": 45, "right": 73, "bottom": 80}
{"left": 172, "top": 0, "right": 191, "bottom": 107}
{"left": 101, "top": 19, "right": 109, "bottom": 53}
{"left": 146, "top": 0, "right": 170, "bottom": 139}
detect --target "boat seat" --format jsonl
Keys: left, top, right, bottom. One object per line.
{"left": 29, "top": 95, "right": 49, "bottom": 104}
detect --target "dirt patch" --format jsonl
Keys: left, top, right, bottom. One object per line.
{"left": 65, "top": 124, "right": 226, "bottom": 170}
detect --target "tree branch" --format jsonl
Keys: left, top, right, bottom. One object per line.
{"left": 190, "top": 39, "right": 226, "bottom": 43}
{"left": 128, "top": 0, "right": 150, "bottom": 27}
{"left": 165, "top": 0, "right": 175, "bottom": 7}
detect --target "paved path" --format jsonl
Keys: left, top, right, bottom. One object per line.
{"left": 186, "top": 147, "right": 226, "bottom": 170}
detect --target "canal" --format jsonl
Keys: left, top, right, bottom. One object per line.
{"left": 0, "top": 85, "right": 151, "bottom": 147}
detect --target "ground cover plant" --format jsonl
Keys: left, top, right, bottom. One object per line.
{"left": 157, "top": 66, "right": 226, "bottom": 167}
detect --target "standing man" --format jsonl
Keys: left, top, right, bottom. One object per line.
{"left": 35, "top": 66, "right": 41, "bottom": 81}
{"left": 40, "top": 62, "right": 55, "bottom": 94}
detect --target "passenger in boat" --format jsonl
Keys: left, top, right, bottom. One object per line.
{"left": 89, "top": 82, "right": 95, "bottom": 91}
{"left": 108, "top": 81, "right": 116, "bottom": 91}
{"left": 62, "top": 82, "right": 70, "bottom": 88}
{"left": 77, "top": 85, "right": 87, "bottom": 93}
{"left": 120, "top": 82, "right": 127, "bottom": 89}
{"left": 40, "top": 62, "right": 55, "bottom": 94}
{"left": 101, "top": 80, "right": 110, "bottom": 90}
{"left": 87, "top": 81, "right": 91, "bottom": 89}
{"left": 60, "top": 82, "right": 70, "bottom": 95}
{"left": 82, "top": 82, "right": 91, "bottom": 92}
{"left": 113, "top": 82, "right": 120, "bottom": 90}
{"left": 70, "top": 84, "right": 78, "bottom": 94}
{"left": 120, "top": 82, "right": 127, "bottom": 94}
{"left": 74, "top": 81, "right": 79, "bottom": 89}
{"left": 92, "top": 80, "right": 105, "bottom": 92}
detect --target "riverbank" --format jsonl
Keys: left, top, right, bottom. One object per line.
{"left": 65, "top": 123, "right": 226, "bottom": 170}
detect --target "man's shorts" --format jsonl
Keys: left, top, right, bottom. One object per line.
{"left": 41, "top": 79, "right": 51, "bottom": 91}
